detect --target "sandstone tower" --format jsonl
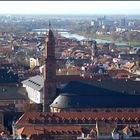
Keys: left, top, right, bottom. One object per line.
{"left": 43, "top": 24, "right": 56, "bottom": 112}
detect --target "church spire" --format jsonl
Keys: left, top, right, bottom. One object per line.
{"left": 49, "top": 20, "right": 51, "bottom": 30}
{"left": 45, "top": 21, "right": 55, "bottom": 59}
{"left": 43, "top": 22, "right": 56, "bottom": 112}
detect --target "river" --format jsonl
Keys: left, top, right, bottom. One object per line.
{"left": 32, "top": 28, "right": 127, "bottom": 45}
{"left": 59, "top": 32, "right": 127, "bottom": 46}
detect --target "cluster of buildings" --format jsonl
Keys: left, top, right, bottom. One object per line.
{"left": 13, "top": 111, "right": 140, "bottom": 139}
{"left": 55, "top": 34, "right": 140, "bottom": 81}
{"left": 90, "top": 16, "right": 140, "bottom": 35}
{"left": 13, "top": 27, "right": 140, "bottom": 139}
{"left": 0, "top": 25, "right": 140, "bottom": 139}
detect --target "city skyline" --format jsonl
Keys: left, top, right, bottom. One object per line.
{"left": 0, "top": 1, "right": 140, "bottom": 15}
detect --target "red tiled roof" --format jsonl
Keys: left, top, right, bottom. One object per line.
{"left": 16, "top": 111, "right": 140, "bottom": 138}
{"left": 17, "top": 125, "right": 82, "bottom": 138}
{"left": 107, "top": 69, "right": 130, "bottom": 75}
{"left": 123, "top": 62, "right": 135, "bottom": 69}
{"left": 123, "top": 126, "right": 131, "bottom": 134}
{"left": 16, "top": 111, "right": 140, "bottom": 125}
{"left": 17, "top": 127, "right": 24, "bottom": 135}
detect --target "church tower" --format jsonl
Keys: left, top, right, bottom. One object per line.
{"left": 43, "top": 24, "right": 56, "bottom": 112}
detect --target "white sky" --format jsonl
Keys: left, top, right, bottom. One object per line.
{"left": 0, "top": 1, "right": 140, "bottom": 15}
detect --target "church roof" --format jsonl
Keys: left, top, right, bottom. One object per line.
{"left": 50, "top": 81, "right": 140, "bottom": 109}
{"left": 61, "top": 81, "right": 125, "bottom": 96}
{"left": 62, "top": 79, "right": 140, "bottom": 95}
{"left": 50, "top": 93, "right": 140, "bottom": 109}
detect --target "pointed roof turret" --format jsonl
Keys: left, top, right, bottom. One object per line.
{"left": 48, "top": 21, "right": 55, "bottom": 42}
{"left": 44, "top": 21, "right": 55, "bottom": 58}
{"left": 49, "top": 20, "right": 51, "bottom": 30}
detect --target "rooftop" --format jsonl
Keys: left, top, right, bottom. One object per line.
{"left": 22, "top": 75, "right": 44, "bottom": 91}
{"left": 51, "top": 81, "right": 140, "bottom": 109}
{"left": 0, "top": 84, "right": 27, "bottom": 100}
{"left": 17, "top": 125, "right": 82, "bottom": 138}
{"left": 0, "top": 69, "right": 18, "bottom": 83}
{"left": 16, "top": 111, "right": 140, "bottom": 126}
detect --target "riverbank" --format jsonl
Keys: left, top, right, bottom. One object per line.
{"left": 78, "top": 32, "right": 140, "bottom": 46}
{"left": 78, "top": 32, "right": 111, "bottom": 41}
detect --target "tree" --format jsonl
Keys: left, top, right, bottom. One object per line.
{"left": 126, "top": 31, "right": 133, "bottom": 46}
{"left": 111, "top": 31, "right": 119, "bottom": 42}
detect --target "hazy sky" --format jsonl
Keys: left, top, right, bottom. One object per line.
{"left": 0, "top": 1, "right": 140, "bottom": 15}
